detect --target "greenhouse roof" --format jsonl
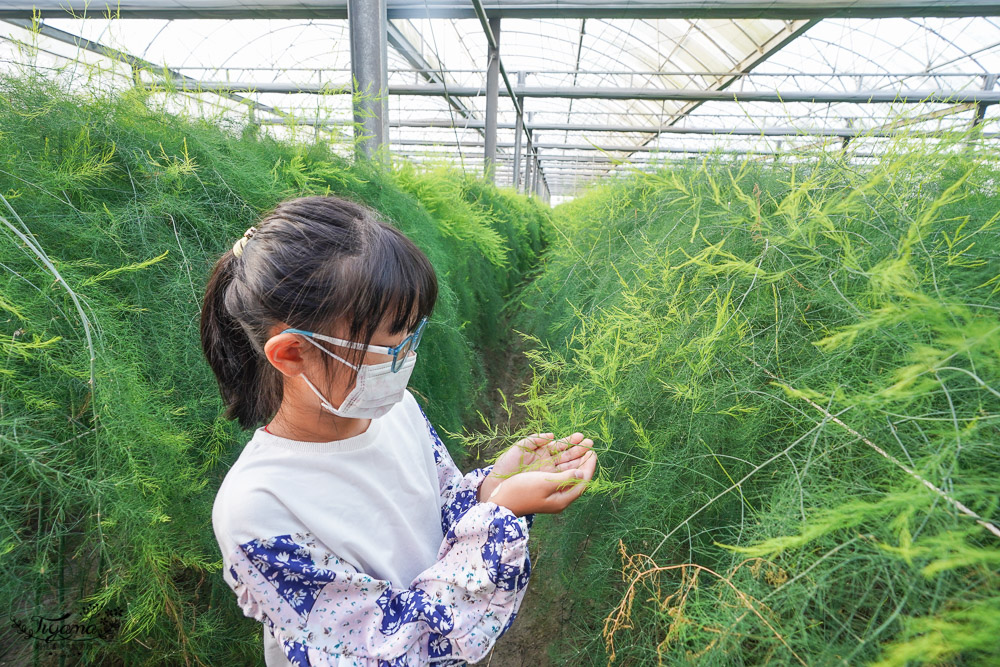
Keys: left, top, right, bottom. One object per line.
{"left": 6, "top": 1, "right": 1000, "bottom": 19}
{"left": 2, "top": 1, "right": 999, "bottom": 201}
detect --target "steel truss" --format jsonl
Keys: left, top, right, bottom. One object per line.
{"left": 3, "top": 4, "right": 999, "bottom": 198}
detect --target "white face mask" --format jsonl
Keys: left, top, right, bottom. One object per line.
{"left": 297, "top": 336, "right": 416, "bottom": 419}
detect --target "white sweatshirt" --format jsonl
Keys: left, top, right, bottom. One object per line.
{"left": 212, "top": 390, "right": 532, "bottom": 667}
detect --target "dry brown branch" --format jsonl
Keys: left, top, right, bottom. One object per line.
{"left": 602, "top": 540, "right": 807, "bottom": 666}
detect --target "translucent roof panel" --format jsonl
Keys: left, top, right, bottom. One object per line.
{"left": 2, "top": 11, "right": 998, "bottom": 199}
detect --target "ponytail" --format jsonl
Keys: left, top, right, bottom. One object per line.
{"left": 199, "top": 250, "right": 282, "bottom": 429}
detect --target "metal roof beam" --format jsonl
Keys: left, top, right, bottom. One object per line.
{"left": 6, "top": 1, "right": 1000, "bottom": 19}
{"left": 656, "top": 20, "right": 817, "bottom": 137}
{"left": 395, "top": 148, "right": 985, "bottom": 162}
{"left": 265, "top": 117, "right": 999, "bottom": 138}
{"left": 2, "top": 18, "right": 287, "bottom": 120}
{"left": 385, "top": 20, "right": 480, "bottom": 129}
{"left": 388, "top": 138, "right": 858, "bottom": 152}
{"left": 163, "top": 81, "right": 1000, "bottom": 104}
{"left": 793, "top": 101, "right": 987, "bottom": 150}
{"left": 156, "top": 67, "right": 991, "bottom": 78}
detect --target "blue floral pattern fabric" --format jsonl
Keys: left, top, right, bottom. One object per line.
{"left": 421, "top": 406, "right": 535, "bottom": 539}
{"left": 481, "top": 513, "right": 531, "bottom": 593}
{"left": 420, "top": 407, "right": 490, "bottom": 537}
{"left": 219, "top": 409, "right": 533, "bottom": 666}
{"left": 241, "top": 534, "right": 329, "bottom": 616}
{"left": 375, "top": 589, "right": 454, "bottom": 636}
{"left": 226, "top": 504, "right": 530, "bottom": 666}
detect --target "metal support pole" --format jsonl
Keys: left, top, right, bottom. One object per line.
{"left": 973, "top": 101, "right": 989, "bottom": 127}
{"left": 484, "top": 16, "right": 501, "bottom": 180}
{"left": 524, "top": 148, "right": 533, "bottom": 195}
{"left": 532, "top": 131, "right": 541, "bottom": 197}
{"left": 524, "top": 111, "right": 534, "bottom": 195}
{"left": 513, "top": 71, "right": 525, "bottom": 191}
{"left": 972, "top": 74, "right": 998, "bottom": 129}
{"left": 534, "top": 153, "right": 543, "bottom": 197}
{"left": 528, "top": 151, "right": 535, "bottom": 197}
{"left": 969, "top": 74, "right": 998, "bottom": 152}
{"left": 348, "top": 0, "right": 388, "bottom": 159}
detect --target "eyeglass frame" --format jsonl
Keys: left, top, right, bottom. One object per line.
{"left": 280, "top": 316, "right": 428, "bottom": 373}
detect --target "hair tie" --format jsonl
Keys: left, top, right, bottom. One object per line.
{"left": 232, "top": 226, "right": 258, "bottom": 258}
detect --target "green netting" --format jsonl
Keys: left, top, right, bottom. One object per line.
{"left": 513, "top": 141, "right": 1000, "bottom": 665}
{"left": 0, "top": 72, "right": 548, "bottom": 664}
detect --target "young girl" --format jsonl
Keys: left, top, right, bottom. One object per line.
{"left": 200, "top": 195, "right": 597, "bottom": 666}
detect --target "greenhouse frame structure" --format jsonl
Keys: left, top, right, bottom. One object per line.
{"left": 2, "top": 1, "right": 999, "bottom": 201}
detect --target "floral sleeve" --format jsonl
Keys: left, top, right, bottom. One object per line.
{"left": 418, "top": 407, "right": 493, "bottom": 536}
{"left": 224, "top": 500, "right": 532, "bottom": 666}
{"left": 418, "top": 405, "right": 534, "bottom": 536}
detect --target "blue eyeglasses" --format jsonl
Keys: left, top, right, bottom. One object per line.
{"left": 281, "top": 317, "right": 428, "bottom": 373}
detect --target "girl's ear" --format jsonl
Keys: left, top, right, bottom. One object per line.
{"left": 264, "top": 332, "right": 308, "bottom": 377}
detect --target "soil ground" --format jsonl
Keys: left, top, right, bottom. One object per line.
{"left": 461, "top": 320, "right": 568, "bottom": 667}
{"left": 481, "top": 537, "right": 569, "bottom": 667}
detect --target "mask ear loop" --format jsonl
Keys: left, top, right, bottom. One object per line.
{"left": 298, "top": 372, "right": 339, "bottom": 414}
{"left": 297, "top": 336, "right": 362, "bottom": 415}
{"left": 300, "top": 336, "right": 360, "bottom": 370}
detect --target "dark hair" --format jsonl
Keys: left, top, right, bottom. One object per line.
{"left": 199, "top": 195, "right": 438, "bottom": 429}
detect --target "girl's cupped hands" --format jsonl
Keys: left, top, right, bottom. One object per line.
{"left": 478, "top": 432, "right": 598, "bottom": 516}
{"left": 494, "top": 432, "right": 595, "bottom": 477}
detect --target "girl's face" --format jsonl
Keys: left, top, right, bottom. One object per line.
{"left": 305, "top": 318, "right": 415, "bottom": 407}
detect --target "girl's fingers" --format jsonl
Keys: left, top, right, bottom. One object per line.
{"left": 579, "top": 450, "right": 598, "bottom": 478}
{"left": 563, "top": 477, "right": 589, "bottom": 503}
{"left": 553, "top": 447, "right": 594, "bottom": 469}
{"left": 545, "top": 468, "right": 584, "bottom": 492}
{"left": 521, "top": 432, "right": 593, "bottom": 469}
{"left": 546, "top": 437, "right": 570, "bottom": 455}
{"left": 515, "top": 434, "right": 540, "bottom": 450}
{"left": 556, "top": 450, "right": 597, "bottom": 473}
{"left": 556, "top": 432, "right": 584, "bottom": 449}
{"left": 516, "top": 433, "right": 553, "bottom": 451}
{"left": 559, "top": 440, "right": 594, "bottom": 463}
{"left": 551, "top": 468, "right": 590, "bottom": 505}
{"left": 544, "top": 432, "right": 584, "bottom": 457}
{"left": 549, "top": 440, "right": 594, "bottom": 468}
